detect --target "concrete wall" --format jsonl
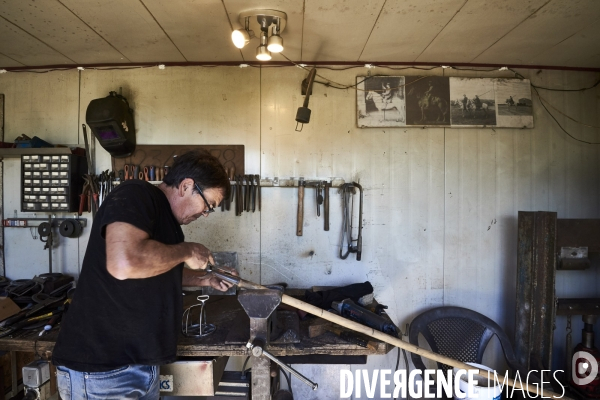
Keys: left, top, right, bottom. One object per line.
{"left": 1, "top": 66, "right": 599, "bottom": 399}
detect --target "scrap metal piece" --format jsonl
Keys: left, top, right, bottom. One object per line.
{"left": 556, "top": 298, "right": 600, "bottom": 316}
{"left": 559, "top": 247, "right": 590, "bottom": 270}
{"left": 514, "top": 211, "right": 557, "bottom": 372}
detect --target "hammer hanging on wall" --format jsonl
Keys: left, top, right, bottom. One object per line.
{"left": 236, "top": 175, "right": 243, "bottom": 216}
{"left": 255, "top": 174, "right": 261, "bottom": 212}
{"left": 227, "top": 167, "right": 234, "bottom": 211}
{"left": 297, "top": 178, "right": 305, "bottom": 236}
{"left": 324, "top": 181, "right": 330, "bottom": 231}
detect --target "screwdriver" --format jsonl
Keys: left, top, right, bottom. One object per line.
{"left": 39, "top": 313, "right": 61, "bottom": 336}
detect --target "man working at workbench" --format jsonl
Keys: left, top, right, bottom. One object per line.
{"left": 52, "top": 150, "right": 235, "bottom": 399}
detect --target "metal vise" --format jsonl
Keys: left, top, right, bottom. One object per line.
{"left": 238, "top": 288, "right": 317, "bottom": 399}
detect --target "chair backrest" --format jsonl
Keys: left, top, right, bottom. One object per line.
{"left": 408, "top": 306, "right": 521, "bottom": 374}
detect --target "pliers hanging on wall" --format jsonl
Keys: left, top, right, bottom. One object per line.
{"left": 79, "top": 174, "right": 99, "bottom": 216}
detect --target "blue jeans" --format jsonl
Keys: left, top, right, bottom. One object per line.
{"left": 56, "top": 364, "right": 159, "bottom": 400}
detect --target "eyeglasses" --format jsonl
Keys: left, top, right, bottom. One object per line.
{"left": 193, "top": 182, "right": 215, "bottom": 215}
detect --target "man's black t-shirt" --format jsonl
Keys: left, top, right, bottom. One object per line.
{"left": 52, "top": 180, "right": 184, "bottom": 372}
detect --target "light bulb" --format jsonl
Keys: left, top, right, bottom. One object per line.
{"left": 256, "top": 46, "right": 272, "bottom": 61}
{"left": 231, "top": 30, "right": 250, "bottom": 49}
{"left": 267, "top": 35, "right": 284, "bottom": 53}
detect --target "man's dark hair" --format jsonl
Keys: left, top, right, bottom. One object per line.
{"left": 163, "top": 150, "right": 231, "bottom": 199}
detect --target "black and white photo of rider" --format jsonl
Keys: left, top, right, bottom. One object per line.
{"left": 405, "top": 76, "right": 450, "bottom": 125}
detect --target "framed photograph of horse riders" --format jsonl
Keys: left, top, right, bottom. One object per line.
{"left": 405, "top": 76, "right": 450, "bottom": 126}
{"left": 449, "top": 77, "right": 497, "bottom": 127}
{"left": 495, "top": 78, "right": 534, "bottom": 128}
{"left": 357, "top": 76, "right": 406, "bottom": 128}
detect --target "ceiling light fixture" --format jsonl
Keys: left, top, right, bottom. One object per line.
{"left": 232, "top": 29, "right": 250, "bottom": 49}
{"left": 256, "top": 31, "right": 271, "bottom": 61}
{"left": 231, "top": 9, "right": 287, "bottom": 61}
{"left": 232, "top": 16, "right": 251, "bottom": 49}
{"left": 267, "top": 18, "right": 283, "bottom": 53}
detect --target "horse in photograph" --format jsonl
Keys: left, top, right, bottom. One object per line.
{"left": 462, "top": 98, "right": 489, "bottom": 118}
{"left": 406, "top": 86, "right": 448, "bottom": 123}
{"left": 417, "top": 93, "right": 448, "bottom": 123}
{"left": 366, "top": 91, "right": 403, "bottom": 113}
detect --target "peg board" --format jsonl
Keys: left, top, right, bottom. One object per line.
{"left": 111, "top": 145, "right": 244, "bottom": 176}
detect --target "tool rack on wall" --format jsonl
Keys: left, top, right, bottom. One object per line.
{"left": 110, "top": 144, "right": 362, "bottom": 258}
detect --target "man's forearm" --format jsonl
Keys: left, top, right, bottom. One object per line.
{"left": 107, "top": 239, "right": 193, "bottom": 279}
{"left": 105, "top": 222, "right": 214, "bottom": 280}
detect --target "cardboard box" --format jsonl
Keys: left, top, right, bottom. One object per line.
{"left": 0, "top": 297, "right": 21, "bottom": 322}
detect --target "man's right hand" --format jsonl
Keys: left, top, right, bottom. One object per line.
{"left": 184, "top": 243, "right": 215, "bottom": 270}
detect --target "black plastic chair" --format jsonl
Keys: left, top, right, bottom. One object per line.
{"left": 408, "top": 306, "right": 523, "bottom": 375}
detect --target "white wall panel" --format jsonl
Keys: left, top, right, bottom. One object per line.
{"left": 0, "top": 71, "right": 82, "bottom": 279}
{"left": 79, "top": 66, "right": 262, "bottom": 280}
{"left": 443, "top": 68, "right": 600, "bottom": 377}
{"left": 3, "top": 158, "right": 82, "bottom": 279}
{"left": 0, "top": 71, "right": 80, "bottom": 144}
{"left": 260, "top": 67, "right": 446, "bottom": 324}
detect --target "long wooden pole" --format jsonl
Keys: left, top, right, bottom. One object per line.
{"left": 283, "top": 294, "right": 568, "bottom": 399}
{"left": 213, "top": 270, "right": 570, "bottom": 399}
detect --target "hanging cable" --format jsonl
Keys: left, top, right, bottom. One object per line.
{"left": 283, "top": 369, "right": 293, "bottom": 396}
{"left": 531, "top": 86, "right": 600, "bottom": 145}
{"left": 279, "top": 52, "right": 431, "bottom": 91}
{"left": 510, "top": 68, "right": 600, "bottom": 91}
{"left": 533, "top": 89, "right": 600, "bottom": 129}
{"left": 241, "top": 355, "right": 251, "bottom": 378}
{"left": 508, "top": 68, "right": 600, "bottom": 144}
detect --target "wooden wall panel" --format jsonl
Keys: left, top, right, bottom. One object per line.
{"left": 111, "top": 144, "right": 245, "bottom": 177}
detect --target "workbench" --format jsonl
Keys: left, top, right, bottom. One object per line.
{"left": 0, "top": 289, "right": 393, "bottom": 397}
